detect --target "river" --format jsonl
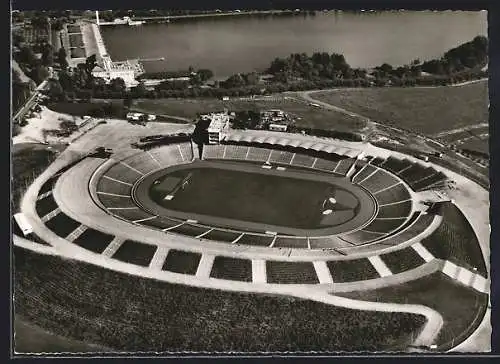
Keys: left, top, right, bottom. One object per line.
{"left": 100, "top": 11, "right": 487, "bottom": 79}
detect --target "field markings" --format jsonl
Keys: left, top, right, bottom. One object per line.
{"left": 102, "top": 237, "right": 124, "bottom": 258}
{"left": 411, "top": 242, "right": 435, "bottom": 263}
{"left": 252, "top": 259, "right": 267, "bottom": 283}
{"left": 149, "top": 246, "right": 170, "bottom": 271}
{"left": 368, "top": 255, "right": 393, "bottom": 277}
{"left": 41, "top": 208, "right": 61, "bottom": 223}
{"left": 313, "top": 261, "right": 334, "bottom": 284}
{"left": 107, "top": 206, "right": 139, "bottom": 210}
{"left": 102, "top": 175, "right": 133, "bottom": 186}
{"left": 97, "top": 191, "right": 131, "bottom": 198}
{"left": 196, "top": 254, "right": 215, "bottom": 278}
{"left": 119, "top": 161, "right": 145, "bottom": 176}
{"left": 372, "top": 181, "right": 402, "bottom": 195}
{"left": 146, "top": 150, "right": 162, "bottom": 168}
{"left": 375, "top": 216, "right": 407, "bottom": 220}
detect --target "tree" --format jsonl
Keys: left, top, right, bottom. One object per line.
{"left": 85, "top": 54, "right": 97, "bottom": 74}
{"left": 110, "top": 77, "right": 126, "bottom": 93}
{"left": 57, "top": 48, "right": 68, "bottom": 69}
{"left": 41, "top": 44, "right": 54, "bottom": 66}
{"left": 29, "top": 65, "right": 49, "bottom": 84}
{"left": 17, "top": 46, "right": 37, "bottom": 66}
{"left": 197, "top": 69, "right": 214, "bottom": 82}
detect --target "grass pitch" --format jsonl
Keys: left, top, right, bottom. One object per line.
{"left": 149, "top": 166, "right": 358, "bottom": 229}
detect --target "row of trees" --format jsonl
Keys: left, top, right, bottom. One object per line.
{"left": 266, "top": 36, "right": 488, "bottom": 84}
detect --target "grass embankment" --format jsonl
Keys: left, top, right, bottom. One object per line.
{"left": 14, "top": 247, "right": 426, "bottom": 352}
{"left": 12, "top": 143, "right": 60, "bottom": 213}
{"left": 313, "top": 81, "right": 489, "bottom": 136}
{"left": 132, "top": 98, "right": 366, "bottom": 132}
{"left": 338, "top": 272, "right": 489, "bottom": 351}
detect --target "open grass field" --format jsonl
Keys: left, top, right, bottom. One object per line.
{"left": 459, "top": 137, "right": 489, "bottom": 156}
{"left": 14, "top": 247, "right": 427, "bottom": 352}
{"left": 339, "top": 272, "right": 489, "bottom": 350}
{"left": 313, "top": 82, "right": 489, "bottom": 135}
{"left": 131, "top": 97, "right": 366, "bottom": 132}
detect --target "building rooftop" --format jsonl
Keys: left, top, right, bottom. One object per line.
{"left": 206, "top": 113, "right": 230, "bottom": 132}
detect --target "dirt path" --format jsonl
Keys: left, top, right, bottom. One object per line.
{"left": 433, "top": 123, "right": 489, "bottom": 138}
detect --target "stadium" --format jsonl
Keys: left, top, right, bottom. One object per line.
{"left": 13, "top": 120, "right": 490, "bottom": 353}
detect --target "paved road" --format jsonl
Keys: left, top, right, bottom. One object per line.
{"left": 12, "top": 80, "right": 48, "bottom": 123}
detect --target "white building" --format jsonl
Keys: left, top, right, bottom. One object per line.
{"left": 205, "top": 112, "right": 230, "bottom": 144}
{"left": 269, "top": 123, "right": 288, "bottom": 132}
{"left": 92, "top": 56, "right": 139, "bottom": 87}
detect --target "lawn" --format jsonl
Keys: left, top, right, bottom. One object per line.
{"left": 131, "top": 97, "right": 366, "bottom": 132}
{"left": 12, "top": 143, "right": 59, "bottom": 213}
{"left": 338, "top": 272, "right": 489, "bottom": 350}
{"left": 313, "top": 81, "right": 489, "bottom": 136}
{"left": 15, "top": 247, "right": 426, "bottom": 352}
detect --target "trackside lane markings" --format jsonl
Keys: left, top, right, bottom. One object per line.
{"left": 102, "top": 175, "right": 133, "bottom": 186}
{"left": 368, "top": 256, "right": 393, "bottom": 277}
{"left": 252, "top": 259, "right": 267, "bottom": 283}
{"left": 196, "top": 254, "right": 215, "bottom": 278}
{"left": 313, "top": 261, "right": 334, "bottom": 284}
{"left": 107, "top": 207, "right": 139, "bottom": 210}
